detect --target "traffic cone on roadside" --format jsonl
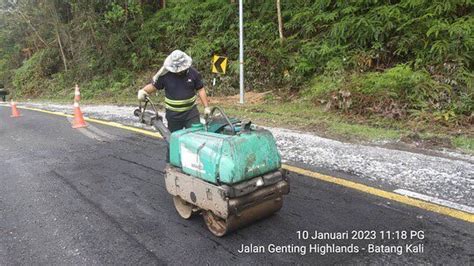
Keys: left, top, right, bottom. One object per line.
{"left": 10, "top": 100, "right": 22, "bottom": 118}
{"left": 74, "top": 84, "right": 81, "bottom": 102}
{"left": 72, "top": 101, "right": 87, "bottom": 128}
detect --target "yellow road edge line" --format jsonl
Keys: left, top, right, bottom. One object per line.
{"left": 282, "top": 164, "right": 473, "bottom": 223}
{"left": 84, "top": 117, "right": 163, "bottom": 139}
{"left": 12, "top": 105, "right": 473, "bottom": 223}
{"left": 19, "top": 106, "right": 72, "bottom": 117}
{"left": 17, "top": 106, "right": 164, "bottom": 139}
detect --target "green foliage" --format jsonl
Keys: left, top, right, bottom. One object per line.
{"left": 0, "top": 0, "right": 472, "bottom": 127}
{"left": 306, "top": 64, "right": 472, "bottom": 124}
{"left": 452, "top": 136, "right": 474, "bottom": 151}
{"left": 352, "top": 65, "right": 430, "bottom": 95}
{"left": 305, "top": 75, "right": 343, "bottom": 101}
{"left": 12, "top": 49, "right": 62, "bottom": 97}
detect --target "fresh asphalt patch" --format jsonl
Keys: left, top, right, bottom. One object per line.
{"left": 0, "top": 106, "right": 472, "bottom": 264}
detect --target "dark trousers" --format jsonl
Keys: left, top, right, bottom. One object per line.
{"left": 167, "top": 115, "right": 201, "bottom": 132}
{"left": 165, "top": 115, "right": 200, "bottom": 163}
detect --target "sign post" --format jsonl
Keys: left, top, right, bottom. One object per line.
{"left": 239, "top": 0, "right": 244, "bottom": 104}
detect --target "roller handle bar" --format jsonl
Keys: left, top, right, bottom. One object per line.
{"left": 134, "top": 96, "right": 171, "bottom": 143}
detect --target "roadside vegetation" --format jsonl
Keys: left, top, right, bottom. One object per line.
{"left": 0, "top": 0, "right": 472, "bottom": 151}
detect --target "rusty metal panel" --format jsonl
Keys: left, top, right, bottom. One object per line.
{"left": 164, "top": 165, "right": 230, "bottom": 218}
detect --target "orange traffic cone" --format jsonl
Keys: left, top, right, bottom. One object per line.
{"left": 72, "top": 102, "right": 87, "bottom": 128}
{"left": 10, "top": 100, "right": 22, "bottom": 118}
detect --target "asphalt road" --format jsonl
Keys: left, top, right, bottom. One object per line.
{"left": 0, "top": 107, "right": 472, "bottom": 265}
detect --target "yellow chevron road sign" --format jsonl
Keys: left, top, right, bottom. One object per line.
{"left": 211, "top": 55, "right": 228, "bottom": 74}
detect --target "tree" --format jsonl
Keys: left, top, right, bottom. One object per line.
{"left": 276, "top": 0, "right": 284, "bottom": 43}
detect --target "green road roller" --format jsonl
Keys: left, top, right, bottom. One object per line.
{"left": 134, "top": 97, "right": 289, "bottom": 236}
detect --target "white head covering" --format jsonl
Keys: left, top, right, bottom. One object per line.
{"left": 153, "top": 50, "right": 192, "bottom": 82}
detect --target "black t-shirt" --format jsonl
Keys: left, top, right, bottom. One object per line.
{"left": 152, "top": 67, "right": 204, "bottom": 121}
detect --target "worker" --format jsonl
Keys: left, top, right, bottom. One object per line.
{"left": 138, "top": 50, "right": 210, "bottom": 132}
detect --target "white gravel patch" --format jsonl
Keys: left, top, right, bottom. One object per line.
{"left": 270, "top": 127, "right": 473, "bottom": 206}
{"left": 19, "top": 102, "right": 474, "bottom": 207}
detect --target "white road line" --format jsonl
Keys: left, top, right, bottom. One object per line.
{"left": 394, "top": 189, "right": 474, "bottom": 214}
{"left": 77, "top": 127, "right": 106, "bottom": 142}
{"left": 86, "top": 124, "right": 118, "bottom": 140}
{"left": 66, "top": 117, "right": 106, "bottom": 142}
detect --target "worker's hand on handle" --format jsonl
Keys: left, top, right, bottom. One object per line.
{"left": 204, "top": 106, "right": 211, "bottom": 116}
{"left": 204, "top": 106, "right": 211, "bottom": 119}
{"left": 137, "top": 89, "right": 149, "bottom": 102}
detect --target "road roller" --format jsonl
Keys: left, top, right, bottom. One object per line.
{"left": 134, "top": 97, "right": 289, "bottom": 236}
